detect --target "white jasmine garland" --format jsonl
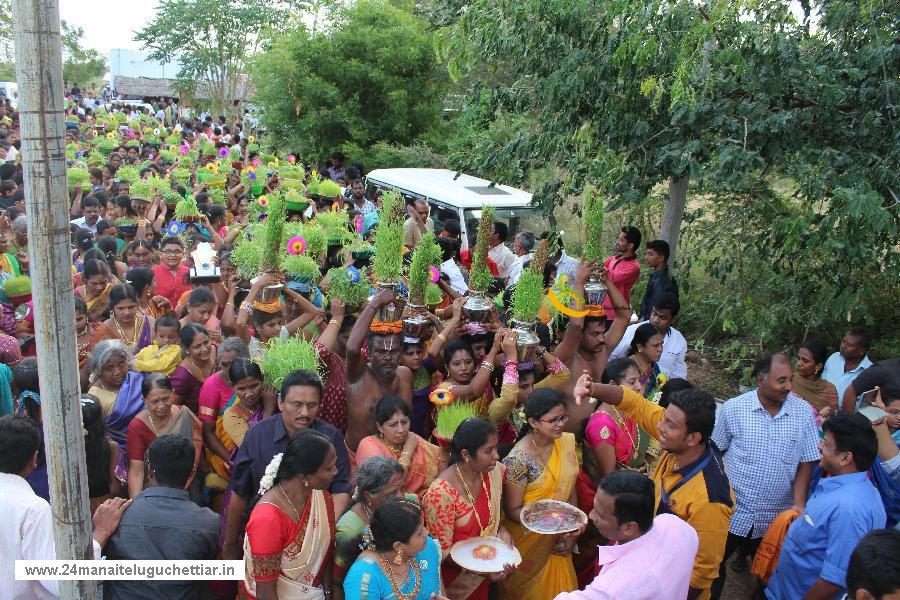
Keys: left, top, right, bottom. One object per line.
{"left": 258, "top": 452, "right": 284, "bottom": 495}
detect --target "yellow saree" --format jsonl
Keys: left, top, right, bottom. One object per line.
{"left": 500, "top": 432, "right": 579, "bottom": 600}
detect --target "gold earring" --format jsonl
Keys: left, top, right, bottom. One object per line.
{"left": 303, "top": 478, "right": 309, "bottom": 488}
{"left": 393, "top": 548, "right": 404, "bottom": 565}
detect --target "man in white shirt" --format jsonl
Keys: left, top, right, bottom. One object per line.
{"left": 70, "top": 195, "right": 102, "bottom": 234}
{"left": 610, "top": 293, "right": 688, "bottom": 379}
{"left": 0, "top": 415, "right": 130, "bottom": 599}
{"left": 506, "top": 230, "right": 535, "bottom": 287}
{"left": 488, "top": 220, "right": 516, "bottom": 281}
{"left": 822, "top": 328, "right": 873, "bottom": 405}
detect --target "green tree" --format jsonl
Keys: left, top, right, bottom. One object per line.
{"left": 252, "top": 0, "right": 445, "bottom": 162}
{"left": 443, "top": 0, "right": 898, "bottom": 262}
{"left": 60, "top": 21, "right": 107, "bottom": 86}
{"left": 135, "top": 0, "right": 294, "bottom": 119}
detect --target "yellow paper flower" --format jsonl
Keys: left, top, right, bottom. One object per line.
{"left": 248, "top": 135, "right": 256, "bottom": 144}
{"left": 144, "top": 127, "right": 152, "bottom": 134}
{"left": 105, "top": 132, "right": 116, "bottom": 140}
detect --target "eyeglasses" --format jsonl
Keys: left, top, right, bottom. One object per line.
{"left": 161, "top": 249, "right": 182, "bottom": 255}
{"left": 540, "top": 414, "right": 570, "bottom": 426}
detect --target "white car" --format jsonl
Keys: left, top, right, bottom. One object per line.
{"left": 364, "top": 168, "right": 547, "bottom": 250}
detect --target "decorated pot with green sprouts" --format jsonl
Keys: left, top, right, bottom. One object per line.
{"left": 115, "top": 216, "right": 138, "bottom": 236}
{"left": 371, "top": 190, "right": 407, "bottom": 322}
{"left": 582, "top": 188, "right": 607, "bottom": 307}
{"left": 66, "top": 167, "right": 90, "bottom": 191}
{"left": 326, "top": 266, "right": 371, "bottom": 313}
{"left": 464, "top": 205, "right": 495, "bottom": 323}
{"left": 255, "top": 335, "right": 321, "bottom": 390}
{"left": 174, "top": 195, "right": 202, "bottom": 223}
{"left": 511, "top": 239, "right": 549, "bottom": 362}
{"left": 3, "top": 275, "right": 32, "bottom": 305}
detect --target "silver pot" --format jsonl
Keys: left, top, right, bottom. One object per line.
{"left": 462, "top": 289, "right": 493, "bottom": 324}
{"left": 372, "top": 283, "right": 406, "bottom": 323}
{"left": 583, "top": 275, "right": 608, "bottom": 307}
{"left": 252, "top": 276, "right": 284, "bottom": 304}
{"left": 512, "top": 320, "right": 541, "bottom": 363}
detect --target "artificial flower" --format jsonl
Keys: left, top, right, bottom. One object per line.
{"left": 287, "top": 236, "right": 307, "bottom": 255}
{"left": 258, "top": 196, "right": 269, "bottom": 206}
{"left": 166, "top": 221, "right": 186, "bottom": 236}
{"left": 218, "top": 146, "right": 229, "bottom": 158}
{"left": 429, "top": 266, "right": 441, "bottom": 284}
{"left": 346, "top": 266, "right": 360, "bottom": 283}
{"left": 429, "top": 389, "right": 456, "bottom": 407}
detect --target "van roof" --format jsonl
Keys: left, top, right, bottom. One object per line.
{"left": 365, "top": 168, "right": 533, "bottom": 209}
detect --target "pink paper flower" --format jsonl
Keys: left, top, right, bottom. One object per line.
{"left": 218, "top": 147, "right": 229, "bottom": 158}
{"left": 180, "top": 143, "right": 191, "bottom": 155}
{"left": 429, "top": 266, "right": 441, "bottom": 284}
{"left": 287, "top": 236, "right": 307, "bottom": 255}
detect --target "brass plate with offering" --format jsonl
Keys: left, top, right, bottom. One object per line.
{"left": 520, "top": 499, "right": 587, "bottom": 535}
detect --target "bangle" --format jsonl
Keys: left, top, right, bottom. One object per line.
{"left": 240, "top": 301, "right": 253, "bottom": 315}
{"left": 480, "top": 361, "right": 495, "bottom": 373}
{"left": 437, "top": 332, "right": 447, "bottom": 343}
{"left": 328, "top": 319, "right": 339, "bottom": 325}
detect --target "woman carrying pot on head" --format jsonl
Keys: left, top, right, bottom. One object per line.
{"left": 355, "top": 395, "right": 444, "bottom": 498}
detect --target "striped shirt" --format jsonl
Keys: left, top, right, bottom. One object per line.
{"left": 712, "top": 390, "right": 820, "bottom": 538}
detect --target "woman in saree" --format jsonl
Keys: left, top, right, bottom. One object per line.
{"left": 792, "top": 337, "right": 839, "bottom": 416}
{"left": 125, "top": 373, "right": 203, "bottom": 500}
{"left": 170, "top": 323, "right": 216, "bottom": 415}
{"left": 241, "top": 428, "right": 338, "bottom": 600}
{"left": 75, "top": 258, "right": 113, "bottom": 322}
{"left": 88, "top": 283, "right": 154, "bottom": 354}
{"left": 422, "top": 418, "right": 515, "bottom": 600}
{"left": 335, "top": 456, "right": 413, "bottom": 594}
{"left": 627, "top": 322, "right": 665, "bottom": 400}
{"left": 199, "top": 338, "right": 250, "bottom": 482}
{"left": 500, "top": 389, "right": 582, "bottom": 600}
{"left": 344, "top": 498, "right": 444, "bottom": 600}
{"left": 427, "top": 338, "right": 501, "bottom": 420}
{"left": 75, "top": 297, "right": 100, "bottom": 371}
{"left": 125, "top": 265, "right": 172, "bottom": 320}
{"left": 87, "top": 339, "right": 144, "bottom": 479}
{"left": 356, "top": 395, "right": 443, "bottom": 497}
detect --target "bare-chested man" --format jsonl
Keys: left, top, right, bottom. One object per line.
{"left": 344, "top": 288, "right": 413, "bottom": 455}
{"left": 554, "top": 260, "right": 631, "bottom": 433}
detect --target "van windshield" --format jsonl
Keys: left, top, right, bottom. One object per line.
{"left": 463, "top": 207, "right": 551, "bottom": 249}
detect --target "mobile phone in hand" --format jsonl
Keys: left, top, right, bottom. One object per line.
{"left": 858, "top": 388, "right": 879, "bottom": 408}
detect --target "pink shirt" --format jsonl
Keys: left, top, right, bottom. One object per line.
{"left": 553, "top": 513, "right": 698, "bottom": 600}
{"left": 601, "top": 255, "right": 640, "bottom": 317}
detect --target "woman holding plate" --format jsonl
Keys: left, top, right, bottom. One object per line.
{"left": 422, "top": 418, "right": 515, "bottom": 600}
{"left": 500, "top": 389, "right": 582, "bottom": 600}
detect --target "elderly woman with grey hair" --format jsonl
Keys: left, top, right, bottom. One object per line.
{"left": 86, "top": 339, "right": 144, "bottom": 466}
{"left": 334, "top": 456, "right": 416, "bottom": 587}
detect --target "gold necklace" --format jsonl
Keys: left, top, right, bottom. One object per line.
{"left": 454, "top": 464, "right": 494, "bottom": 537}
{"left": 146, "top": 410, "right": 171, "bottom": 435}
{"left": 380, "top": 434, "right": 403, "bottom": 457}
{"left": 610, "top": 406, "right": 637, "bottom": 452}
{"left": 189, "top": 356, "right": 212, "bottom": 380}
{"left": 114, "top": 314, "right": 142, "bottom": 345}
{"left": 277, "top": 484, "right": 302, "bottom": 521}
{"left": 377, "top": 553, "right": 421, "bottom": 600}
{"left": 530, "top": 434, "right": 550, "bottom": 468}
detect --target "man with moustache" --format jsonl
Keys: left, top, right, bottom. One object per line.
{"left": 553, "top": 471, "right": 699, "bottom": 600}
{"left": 710, "top": 354, "right": 821, "bottom": 599}
{"left": 573, "top": 375, "right": 733, "bottom": 600}
{"left": 554, "top": 261, "right": 630, "bottom": 435}
{"left": 344, "top": 288, "right": 413, "bottom": 458}
{"left": 222, "top": 369, "right": 351, "bottom": 560}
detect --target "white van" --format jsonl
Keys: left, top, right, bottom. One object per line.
{"left": 364, "top": 168, "right": 549, "bottom": 250}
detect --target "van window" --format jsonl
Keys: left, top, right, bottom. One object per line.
{"left": 463, "top": 208, "right": 550, "bottom": 250}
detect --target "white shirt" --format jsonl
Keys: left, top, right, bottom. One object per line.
{"left": 822, "top": 352, "right": 873, "bottom": 402}
{"left": 488, "top": 243, "right": 516, "bottom": 279}
{"left": 506, "top": 253, "right": 532, "bottom": 287}
{"left": 610, "top": 321, "right": 688, "bottom": 380}
{"left": 441, "top": 258, "right": 468, "bottom": 294}
{"left": 70, "top": 217, "right": 98, "bottom": 235}
{"left": 554, "top": 251, "right": 580, "bottom": 286}
{"left": 0, "top": 473, "right": 102, "bottom": 599}
{"left": 6, "top": 145, "right": 18, "bottom": 162}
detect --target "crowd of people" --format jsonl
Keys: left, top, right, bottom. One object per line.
{"left": 0, "top": 91, "right": 898, "bottom": 600}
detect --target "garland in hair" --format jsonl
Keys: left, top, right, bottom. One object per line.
{"left": 258, "top": 452, "right": 283, "bottom": 495}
